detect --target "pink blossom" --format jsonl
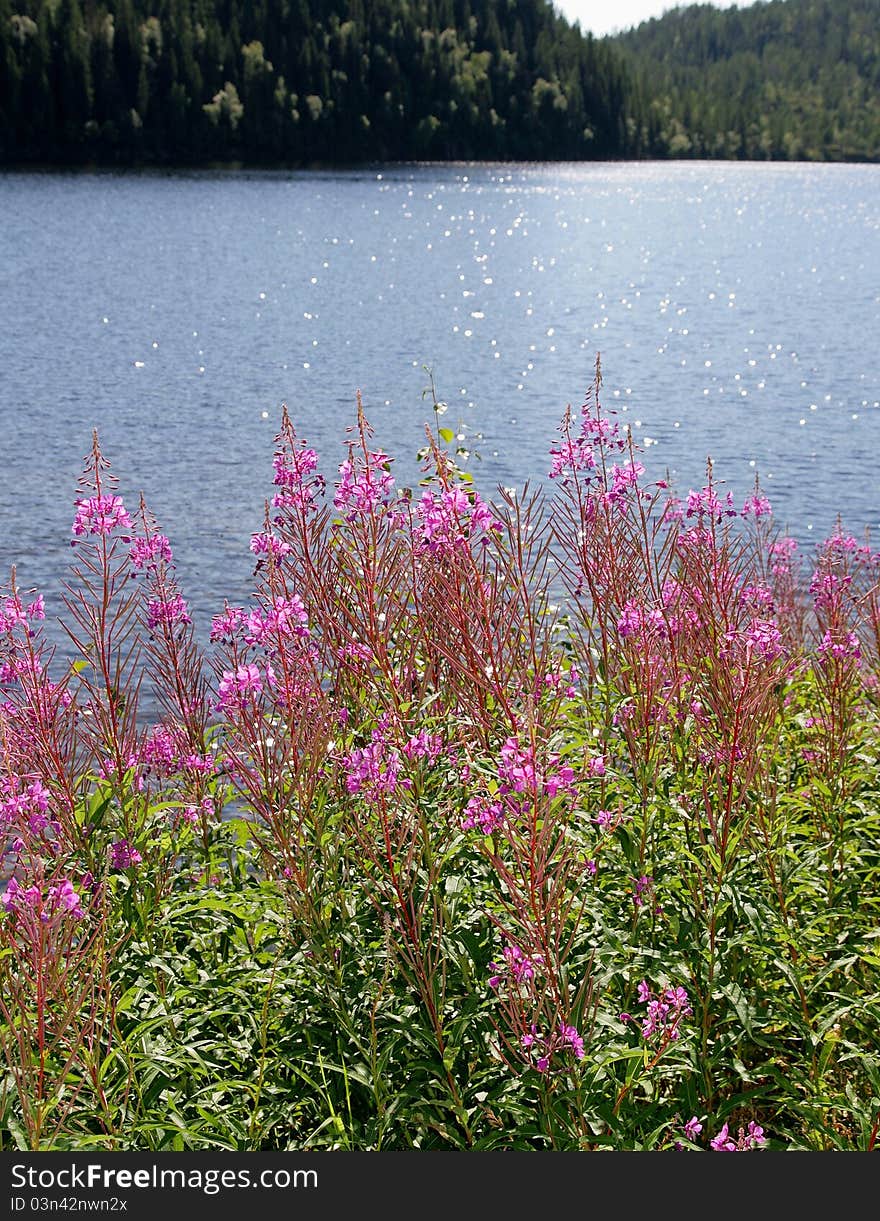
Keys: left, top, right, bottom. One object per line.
{"left": 333, "top": 450, "right": 395, "bottom": 520}
{"left": 580, "top": 412, "right": 627, "bottom": 452}
{"left": 548, "top": 434, "right": 597, "bottom": 481}
{"left": 489, "top": 944, "right": 542, "bottom": 989}
{"left": 742, "top": 493, "right": 772, "bottom": 518}
{"left": 48, "top": 879, "right": 85, "bottom": 919}
{"left": 461, "top": 795, "right": 505, "bottom": 834}
{"left": 343, "top": 735, "right": 402, "bottom": 796}
{"left": 560, "top": 1022, "right": 585, "bottom": 1059}
{"left": 743, "top": 618, "right": 784, "bottom": 661}
{"left": 244, "top": 595, "right": 310, "bottom": 647}
{"left": 110, "top": 839, "right": 143, "bottom": 869}
{"left": 217, "top": 664, "right": 264, "bottom": 711}
{"left": 130, "top": 534, "right": 173, "bottom": 570}
{"left": 139, "top": 725, "right": 179, "bottom": 773}
{"left": 272, "top": 443, "right": 324, "bottom": 512}
{"left": 638, "top": 980, "right": 692, "bottom": 1042}
{"left": 1, "top": 878, "right": 41, "bottom": 913}
{"left": 403, "top": 729, "right": 444, "bottom": 763}
{"left": 685, "top": 487, "right": 737, "bottom": 522}
{"left": 250, "top": 532, "right": 292, "bottom": 562}
{"left": 710, "top": 1123, "right": 736, "bottom": 1151}
{"left": 72, "top": 494, "right": 132, "bottom": 538}
{"left": 817, "top": 630, "right": 861, "bottom": 661}
{"left": 415, "top": 486, "right": 500, "bottom": 554}
{"left": 146, "top": 593, "right": 191, "bottom": 630}
{"left": 210, "top": 604, "right": 248, "bottom": 643}
{"left": 498, "top": 737, "right": 538, "bottom": 795}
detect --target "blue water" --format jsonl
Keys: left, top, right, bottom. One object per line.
{"left": 1, "top": 161, "right": 879, "bottom": 647}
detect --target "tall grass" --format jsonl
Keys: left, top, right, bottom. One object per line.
{"left": 1, "top": 362, "right": 878, "bottom": 1150}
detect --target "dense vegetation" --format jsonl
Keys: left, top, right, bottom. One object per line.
{"left": 0, "top": 0, "right": 644, "bottom": 163}
{"left": 2, "top": 0, "right": 878, "bottom": 166}
{"left": 1, "top": 366, "right": 879, "bottom": 1150}
{"left": 616, "top": 0, "right": 880, "bottom": 162}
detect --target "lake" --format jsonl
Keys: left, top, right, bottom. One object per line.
{"left": 1, "top": 160, "right": 879, "bottom": 650}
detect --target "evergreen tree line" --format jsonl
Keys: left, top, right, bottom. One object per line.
{"left": 0, "top": 0, "right": 877, "bottom": 165}
{"left": 0, "top": 0, "right": 647, "bottom": 163}
{"left": 616, "top": 0, "right": 880, "bottom": 162}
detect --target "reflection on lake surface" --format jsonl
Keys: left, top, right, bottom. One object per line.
{"left": 1, "top": 160, "right": 879, "bottom": 649}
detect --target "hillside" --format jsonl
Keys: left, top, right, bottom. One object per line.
{"left": 1, "top": 0, "right": 876, "bottom": 164}
{"left": 0, "top": 0, "right": 645, "bottom": 164}
{"left": 613, "top": 0, "right": 880, "bottom": 161}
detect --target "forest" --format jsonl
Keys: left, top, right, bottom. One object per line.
{"left": 0, "top": 0, "right": 877, "bottom": 167}
{"left": 618, "top": 0, "right": 880, "bottom": 162}
{"left": 0, "top": 0, "right": 645, "bottom": 162}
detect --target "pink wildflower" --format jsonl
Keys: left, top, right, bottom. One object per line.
{"left": 711, "top": 1123, "right": 736, "bottom": 1151}
{"left": 250, "top": 532, "right": 292, "bottom": 562}
{"left": 333, "top": 450, "right": 395, "bottom": 520}
{"left": 130, "top": 534, "right": 173, "bottom": 570}
{"left": 742, "top": 493, "right": 772, "bottom": 518}
{"left": 217, "top": 664, "right": 264, "bottom": 711}
{"left": 110, "top": 839, "right": 143, "bottom": 869}
{"left": 146, "top": 593, "right": 191, "bottom": 630}
{"left": 72, "top": 494, "right": 132, "bottom": 537}
{"left": 461, "top": 795, "right": 505, "bottom": 834}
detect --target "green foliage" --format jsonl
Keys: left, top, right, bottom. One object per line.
{"left": 614, "top": 0, "right": 880, "bottom": 162}
{"left": 1, "top": 385, "right": 879, "bottom": 1150}
{"left": 0, "top": 0, "right": 639, "bottom": 164}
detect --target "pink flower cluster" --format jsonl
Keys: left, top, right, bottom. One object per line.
{"left": 548, "top": 406, "right": 627, "bottom": 484}
{"left": 769, "top": 536, "right": 798, "bottom": 576}
{"left": 722, "top": 618, "right": 785, "bottom": 663}
{"left": 216, "top": 663, "right": 267, "bottom": 711}
{"left": 402, "top": 729, "right": 444, "bottom": 763}
{"left": 740, "top": 582, "right": 774, "bottom": 611}
{"left": 244, "top": 596, "right": 310, "bottom": 648}
{"left": 415, "top": 486, "right": 501, "bottom": 554}
{"left": 0, "top": 593, "right": 45, "bottom": 634}
{"left": 520, "top": 1019, "right": 586, "bottom": 1073}
{"left": 498, "top": 737, "right": 576, "bottom": 801}
{"left": 809, "top": 571, "right": 848, "bottom": 611}
{"left": 272, "top": 443, "right": 324, "bottom": 512}
{"left": 488, "top": 944, "right": 541, "bottom": 989}
{"left": 685, "top": 487, "right": 737, "bottom": 522}
{"left": 109, "top": 838, "right": 143, "bottom": 869}
{"left": 333, "top": 450, "right": 395, "bottom": 520}
{"left": 250, "top": 532, "right": 292, "bottom": 562}
{"left": 343, "top": 730, "right": 403, "bottom": 797}
{"left": 72, "top": 494, "right": 132, "bottom": 538}
{"left": 130, "top": 534, "right": 173, "bottom": 570}
{"left": 210, "top": 604, "right": 248, "bottom": 644}
{"left": 741, "top": 493, "right": 772, "bottom": 518}
{"left": 710, "top": 1120, "right": 767, "bottom": 1151}
{"left": 621, "top": 979, "right": 692, "bottom": 1043}
{"left": 817, "top": 630, "right": 861, "bottom": 662}
{"left": 1, "top": 876, "right": 84, "bottom": 921}
{"left": 548, "top": 435, "right": 597, "bottom": 481}
{"left": 461, "top": 794, "right": 505, "bottom": 835}
{"left": 618, "top": 600, "right": 667, "bottom": 640}
{"left": 0, "top": 780, "right": 57, "bottom": 842}
{"left": 146, "top": 593, "right": 191, "bottom": 630}
{"left": 138, "top": 725, "right": 179, "bottom": 774}
{"left": 604, "top": 460, "right": 646, "bottom": 510}
{"left": 617, "top": 579, "right": 700, "bottom": 644}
